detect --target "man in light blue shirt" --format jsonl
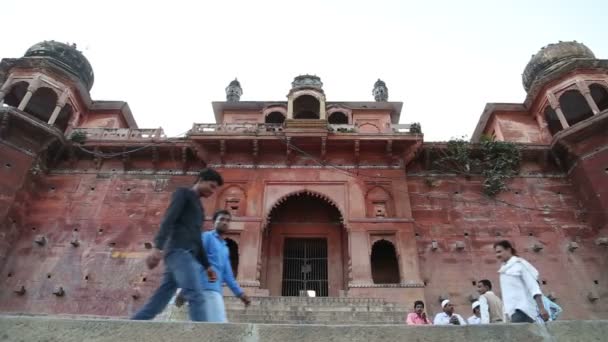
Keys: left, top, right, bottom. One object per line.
{"left": 200, "top": 209, "right": 250, "bottom": 322}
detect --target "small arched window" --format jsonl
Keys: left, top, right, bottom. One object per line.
{"left": 559, "top": 89, "right": 593, "bottom": 127}
{"left": 328, "top": 111, "right": 348, "bottom": 124}
{"left": 265, "top": 111, "right": 285, "bottom": 124}
{"left": 293, "top": 95, "right": 320, "bottom": 119}
{"left": 370, "top": 239, "right": 400, "bottom": 284}
{"left": 590, "top": 83, "right": 608, "bottom": 112}
{"left": 225, "top": 238, "right": 239, "bottom": 278}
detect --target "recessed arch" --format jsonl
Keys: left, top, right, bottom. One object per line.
{"left": 590, "top": 83, "right": 608, "bottom": 112}
{"left": 370, "top": 239, "right": 400, "bottom": 284}
{"left": 558, "top": 89, "right": 593, "bottom": 127}
{"left": 264, "top": 190, "right": 345, "bottom": 230}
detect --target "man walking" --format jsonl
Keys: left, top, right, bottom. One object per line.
{"left": 131, "top": 169, "right": 223, "bottom": 321}
{"left": 477, "top": 279, "right": 505, "bottom": 323}
{"left": 199, "top": 209, "right": 251, "bottom": 322}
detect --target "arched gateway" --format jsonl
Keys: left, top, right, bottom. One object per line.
{"left": 260, "top": 191, "right": 348, "bottom": 297}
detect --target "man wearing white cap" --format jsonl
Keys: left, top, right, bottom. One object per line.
{"left": 468, "top": 301, "right": 482, "bottom": 325}
{"left": 433, "top": 299, "right": 467, "bottom": 325}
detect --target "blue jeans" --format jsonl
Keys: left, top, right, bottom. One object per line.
{"left": 202, "top": 290, "right": 227, "bottom": 323}
{"left": 131, "top": 249, "right": 206, "bottom": 321}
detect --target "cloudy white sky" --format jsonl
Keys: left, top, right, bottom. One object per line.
{"left": 3, "top": 0, "right": 607, "bottom": 141}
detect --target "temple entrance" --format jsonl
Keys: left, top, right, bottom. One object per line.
{"left": 281, "top": 238, "right": 329, "bottom": 296}
{"left": 261, "top": 192, "right": 347, "bottom": 297}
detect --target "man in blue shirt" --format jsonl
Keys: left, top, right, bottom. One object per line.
{"left": 200, "top": 209, "right": 251, "bottom": 322}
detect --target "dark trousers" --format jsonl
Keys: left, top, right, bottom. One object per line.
{"left": 511, "top": 309, "right": 535, "bottom": 323}
{"left": 131, "top": 249, "right": 206, "bottom": 321}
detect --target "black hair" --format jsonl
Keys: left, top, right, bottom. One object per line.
{"left": 196, "top": 168, "right": 224, "bottom": 186}
{"left": 414, "top": 300, "right": 424, "bottom": 308}
{"left": 493, "top": 240, "right": 518, "bottom": 256}
{"left": 479, "top": 279, "right": 492, "bottom": 290}
{"left": 213, "top": 209, "right": 231, "bottom": 222}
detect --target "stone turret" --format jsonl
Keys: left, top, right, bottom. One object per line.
{"left": 225, "top": 79, "right": 243, "bottom": 102}
{"left": 372, "top": 79, "right": 388, "bottom": 102}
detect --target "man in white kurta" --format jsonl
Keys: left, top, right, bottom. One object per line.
{"left": 433, "top": 299, "right": 467, "bottom": 325}
{"left": 498, "top": 256, "right": 545, "bottom": 323}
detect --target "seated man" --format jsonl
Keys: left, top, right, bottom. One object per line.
{"left": 433, "top": 299, "right": 467, "bottom": 325}
{"left": 406, "top": 300, "right": 432, "bottom": 325}
{"left": 468, "top": 301, "right": 482, "bottom": 325}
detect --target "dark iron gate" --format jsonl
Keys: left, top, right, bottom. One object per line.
{"left": 281, "top": 238, "right": 328, "bottom": 297}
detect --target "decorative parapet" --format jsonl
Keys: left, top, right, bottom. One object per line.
{"left": 190, "top": 123, "right": 283, "bottom": 134}
{"left": 70, "top": 128, "right": 166, "bottom": 140}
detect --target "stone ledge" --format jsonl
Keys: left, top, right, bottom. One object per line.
{"left": 1, "top": 315, "right": 608, "bottom": 342}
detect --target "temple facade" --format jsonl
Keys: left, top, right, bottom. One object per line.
{"left": 0, "top": 40, "right": 606, "bottom": 319}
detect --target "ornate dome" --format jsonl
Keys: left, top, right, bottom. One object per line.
{"left": 291, "top": 74, "right": 323, "bottom": 90}
{"left": 24, "top": 41, "right": 95, "bottom": 90}
{"left": 522, "top": 41, "right": 595, "bottom": 92}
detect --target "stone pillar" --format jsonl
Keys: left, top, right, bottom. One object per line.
{"left": 17, "top": 78, "right": 41, "bottom": 111}
{"left": 547, "top": 93, "right": 570, "bottom": 129}
{"left": 319, "top": 97, "right": 327, "bottom": 120}
{"left": 348, "top": 230, "right": 373, "bottom": 285}
{"left": 0, "top": 79, "right": 13, "bottom": 105}
{"left": 286, "top": 96, "right": 294, "bottom": 119}
{"left": 576, "top": 80, "right": 601, "bottom": 115}
{"left": 48, "top": 90, "right": 69, "bottom": 126}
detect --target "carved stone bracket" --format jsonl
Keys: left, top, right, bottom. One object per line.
{"left": 386, "top": 140, "right": 393, "bottom": 164}
{"left": 0, "top": 112, "right": 9, "bottom": 138}
{"left": 181, "top": 146, "right": 189, "bottom": 172}
{"left": 354, "top": 140, "right": 360, "bottom": 167}
{"left": 219, "top": 139, "right": 226, "bottom": 165}
{"left": 321, "top": 137, "right": 327, "bottom": 162}
{"left": 151, "top": 147, "right": 159, "bottom": 172}
{"left": 122, "top": 147, "right": 130, "bottom": 170}
{"left": 252, "top": 139, "right": 259, "bottom": 166}
{"left": 93, "top": 147, "right": 102, "bottom": 170}
{"left": 285, "top": 137, "right": 292, "bottom": 166}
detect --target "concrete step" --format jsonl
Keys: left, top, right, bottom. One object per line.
{"left": 2, "top": 315, "right": 607, "bottom": 342}
{"left": 162, "top": 296, "right": 410, "bottom": 324}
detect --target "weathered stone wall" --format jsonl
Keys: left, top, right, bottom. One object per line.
{"left": 408, "top": 174, "right": 608, "bottom": 319}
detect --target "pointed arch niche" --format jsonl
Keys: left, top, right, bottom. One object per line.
{"left": 365, "top": 186, "right": 394, "bottom": 218}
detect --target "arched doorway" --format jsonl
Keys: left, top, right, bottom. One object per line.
{"left": 260, "top": 192, "right": 348, "bottom": 297}
{"left": 225, "top": 238, "right": 239, "bottom": 278}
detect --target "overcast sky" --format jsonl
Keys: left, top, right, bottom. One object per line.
{"left": 2, "top": 0, "right": 607, "bottom": 141}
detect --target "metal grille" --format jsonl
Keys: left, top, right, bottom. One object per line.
{"left": 281, "top": 238, "right": 328, "bottom": 297}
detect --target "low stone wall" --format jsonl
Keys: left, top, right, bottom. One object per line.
{"left": 1, "top": 315, "right": 607, "bottom": 342}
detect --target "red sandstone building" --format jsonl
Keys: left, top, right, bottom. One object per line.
{"left": 0, "top": 41, "right": 606, "bottom": 320}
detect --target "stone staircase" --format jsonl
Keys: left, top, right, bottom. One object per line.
{"left": 163, "top": 296, "right": 409, "bottom": 324}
